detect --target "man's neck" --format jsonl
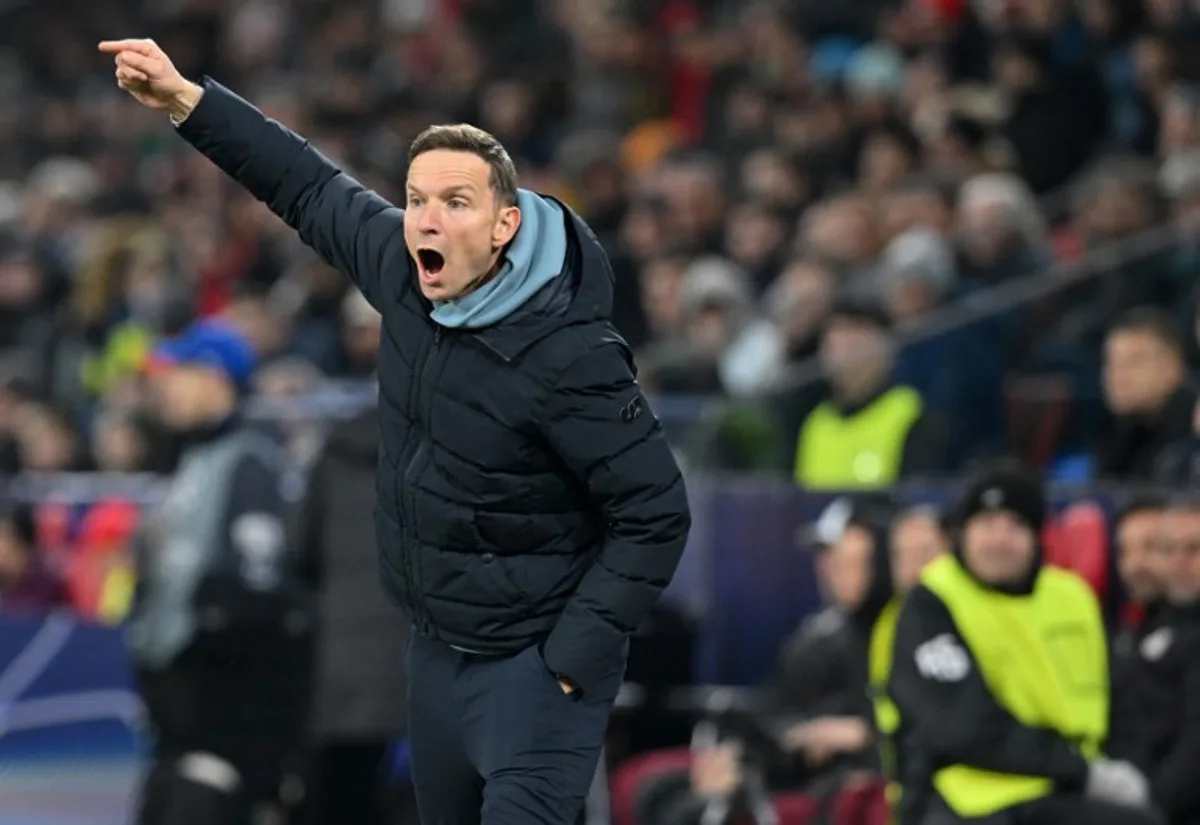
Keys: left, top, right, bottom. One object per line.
{"left": 834, "top": 370, "right": 888, "bottom": 408}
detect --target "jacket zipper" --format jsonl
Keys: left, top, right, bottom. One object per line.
{"left": 403, "top": 326, "right": 443, "bottom": 636}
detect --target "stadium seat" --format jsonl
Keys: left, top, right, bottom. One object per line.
{"left": 771, "top": 779, "right": 888, "bottom": 825}
{"left": 771, "top": 790, "right": 820, "bottom": 825}
{"left": 1042, "top": 501, "right": 1110, "bottom": 600}
{"left": 1004, "top": 374, "right": 1073, "bottom": 468}
{"left": 609, "top": 747, "right": 693, "bottom": 825}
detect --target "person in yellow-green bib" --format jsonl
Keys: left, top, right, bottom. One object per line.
{"left": 793, "top": 299, "right": 946, "bottom": 491}
{"left": 869, "top": 506, "right": 950, "bottom": 822}
{"left": 885, "top": 464, "right": 1163, "bottom": 825}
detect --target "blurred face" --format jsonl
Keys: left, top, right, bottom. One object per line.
{"left": 1160, "top": 94, "right": 1200, "bottom": 155}
{"left": 149, "top": 365, "right": 234, "bottom": 430}
{"left": 1116, "top": 509, "right": 1165, "bottom": 605}
{"left": 859, "top": 134, "right": 913, "bottom": 192}
{"left": 883, "top": 188, "right": 953, "bottom": 237}
{"left": 405, "top": 149, "right": 520, "bottom": 302}
{"left": 958, "top": 200, "right": 1013, "bottom": 265}
{"left": 820, "top": 318, "right": 891, "bottom": 395}
{"left": 726, "top": 205, "right": 785, "bottom": 268}
{"left": 480, "top": 81, "right": 532, "bottom": 139}
{"left": 640, "top": 259, "right": 686, "bottom": 335}
{"left": 885, "top": 279, "right": 939, "bottom": 324}
{"left": 741, "top": 152, "right": 808, "bottom": 212}
{"left": 93, "top": 417, "right": 144, "bottom": 473}
{"left": 0, "top": 523, "right": 29, "bottom": 586}
{"left": 0, "top": 256, "right": 40, "bottom": 308}
{"left": 822, "top": 525, "right": 875, "bottom": 610}
{"left": 802, "top": 200, "right": 879, "bottom": 265}
{"left": 1082, "top": 183, "right": 1150, "bottom": 240}
{"left": 962, "top": 510, "right": 1037, "bottom": 586}
{"left": 775, "top": 261, "right": 833, "bottom": 341}
{"left": 662, "top": 167, "right": 725, "bottom": 242}
{"left": 993, "top": 51, "right": 1041, "bottom": 95}
{"left": 16, "top": 409, "right": 75, "bottom": 473}
{"left": 1161, "top": 507, "right": 1200, "bottom": 604}
{"left": 890, "top": 513, "right": 948, "bottom": 591}
{"left": 1103, "top": 330, "right": 1183, "bottom": 415}
{"left": 1132, "top": 36, "right": 1172, "bottom": 93}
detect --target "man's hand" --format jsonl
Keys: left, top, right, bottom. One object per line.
{"left": 97, "top": 39, "right": 202, "bottom": 120}
{"left": 557, "top": 677, "right": 577, "bottom": 696}
{"left": 1085, "top": 758, "right": 1151, "bottom": 808}
{"left": 783, "top": 716, "right": 871, "bottom": 765}
{"left": 691, "top": 743, "right": 742, "bottom": 798}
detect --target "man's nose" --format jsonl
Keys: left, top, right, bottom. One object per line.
{"left": 416, "top": 205, "right": 442, "bottom": 234}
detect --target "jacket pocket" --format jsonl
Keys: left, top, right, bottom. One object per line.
{"left": 419, "top": 548, "right": 528, "bottom": 610}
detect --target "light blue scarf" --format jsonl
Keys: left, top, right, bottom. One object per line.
{"left": 430, "top": 189, "right": 567, "bottom": 329}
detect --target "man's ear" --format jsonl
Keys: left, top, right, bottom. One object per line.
{"left": 493, "top": 205, "right": 521, "bottom": 250}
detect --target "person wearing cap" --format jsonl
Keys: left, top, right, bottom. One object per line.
{"left": 883, "top": 463, "right": 1160, "bottom": 825}
{"left": 793, "top": 298, "right": 947, "bottom": 490}
{"left": 127, "top": 320, "right": 315, "bottom": 825}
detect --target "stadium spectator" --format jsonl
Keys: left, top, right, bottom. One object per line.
{"left": 1121, "top": 499, "right": 1200, "bottom": 825}
{"left": 299, "top": 399, "right": 410, "bottom": 825}
{"left": 792, "top": 299, "right": 947, "bottom": 489}
{"left": 1107, "top": 494, "right": 1168, "bottom": 767}
{"left": 633, "top": 507, "right": 891, "bottom": 825}
{"left": 1098, "top": 307, "right": 1195, "bottom": 479}
{"left": 0, "top": 501, "right": 65, "bottom": 612}
{"left": 869, "top": 505, "right": 950, "bottom": 817}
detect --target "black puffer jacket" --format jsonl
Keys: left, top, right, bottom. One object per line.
{"left": 176, "top": 79, "right": 691, "bottom": 695}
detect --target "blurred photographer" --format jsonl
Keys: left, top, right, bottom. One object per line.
{"left": 127, "top": 321, "right": 314, "bottom": 825}
{"left": 637, "top": 505, "right": 891, "bottom": 825}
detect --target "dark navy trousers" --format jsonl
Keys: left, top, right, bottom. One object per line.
{"left": 407, "top": 633, "right": 625, "bottom": 825}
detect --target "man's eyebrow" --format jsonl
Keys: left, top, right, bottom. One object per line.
{"left": 405, "top": 184, "right": 476, "bottom": 198}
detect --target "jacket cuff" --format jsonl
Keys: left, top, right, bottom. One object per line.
{"left": 540, "top": 606, "right": 628, "bottom": 698}
{"left": 173, "top": 77, "right": 224, "bottom": 137}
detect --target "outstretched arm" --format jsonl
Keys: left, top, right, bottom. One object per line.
{"left": 99, "top": 39, "right": 406, "bottom": 310}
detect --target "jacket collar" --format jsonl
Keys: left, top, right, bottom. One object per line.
{"left": 468, "top": 198, "right": 613, "bottom": 362}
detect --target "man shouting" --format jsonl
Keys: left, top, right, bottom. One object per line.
{"left": 99, "top": 37, "right": 691, "bottom": 825}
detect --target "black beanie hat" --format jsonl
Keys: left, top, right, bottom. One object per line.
{"left": 957, "top": 463, "right": 1046, "bottom": 534}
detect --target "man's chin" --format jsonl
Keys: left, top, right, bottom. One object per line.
{"left": 419, "top": 281, "right": 455, "bottom": 302}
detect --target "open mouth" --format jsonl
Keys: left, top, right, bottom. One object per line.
{"left": 417, "top": 248, "right": 445, "bottom": 275}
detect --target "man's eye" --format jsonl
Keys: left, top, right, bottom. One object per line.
{"left": 448, "top": 199, "right": 467, "bottom": 209}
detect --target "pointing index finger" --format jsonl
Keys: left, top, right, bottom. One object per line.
{"left": 98, "top": 39, "right": 154, "bottom": 55}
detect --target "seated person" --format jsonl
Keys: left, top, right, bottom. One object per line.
{"left": 1119, "top": 499, "right": 1200, "bottom": 825}
{"left": 0, "top": 503, "right": 64, "bottom": 612}
{"left": 886, "top": 464, "right": 1161, "bottom": 825}
{"left": 869, "top": 506, "right": 950, "bottom": 809}
{"left": 636, "top": 506, "right": 893, "bottom": 825}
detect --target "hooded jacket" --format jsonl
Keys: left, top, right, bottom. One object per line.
{"left": 174, "top": 79, "right": 691, "bottom": 696}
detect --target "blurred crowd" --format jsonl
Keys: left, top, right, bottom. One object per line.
{"left": 3, "top": 0, "right": 1200, "bottom": 481}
